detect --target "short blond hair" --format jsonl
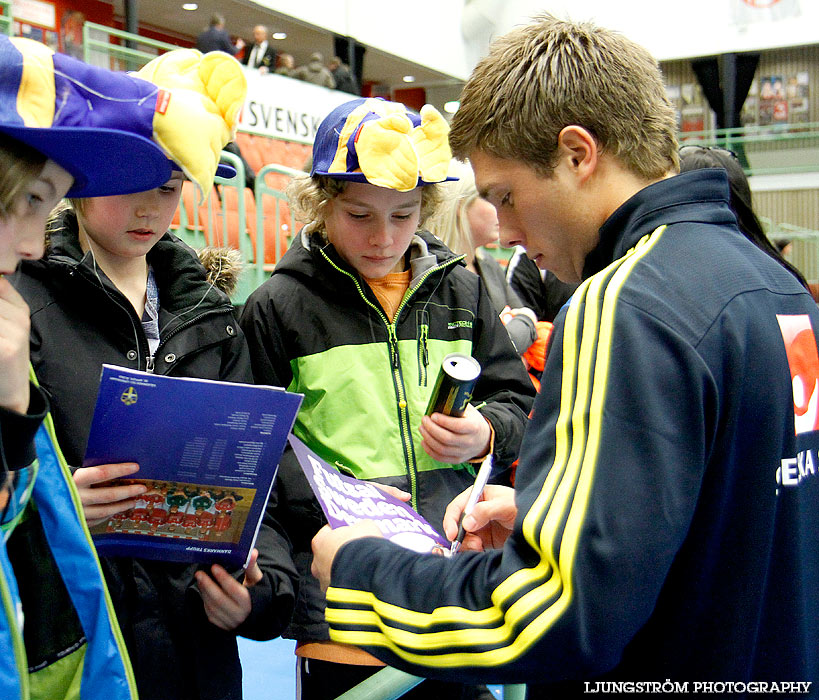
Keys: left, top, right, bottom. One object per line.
{"left": 286, "top": 174, "right": 443, "bottom": 238}
{"left": 450, "top": 15, "right": 679, "bottom": 180}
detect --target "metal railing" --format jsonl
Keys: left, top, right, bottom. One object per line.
{"left": 679, "top": 122, "right": 819, "bottom": 176}
{"left": 82, "top": 21, "right": 180, "bottom": 70}
{"left": 253, "top": 163, "right": 301, "bottom": 277}
{"left": 336, "top": 665, "right": 527, "bottom": 700}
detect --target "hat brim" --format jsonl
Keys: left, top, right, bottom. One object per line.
{"left": 0, "top": 124, "right": 173, "bottom": 198}
{"left": 311, "top": 170, "right": 458, "bottom": 187}
{"left": 215, "top": 162, "right": 237, "bottom": 180}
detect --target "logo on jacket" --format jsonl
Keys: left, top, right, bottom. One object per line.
{"left": 777, "top": 314, "right": 819, "bottom": 434}
{"left": 120, "top": 386, "right": 139, "bottom": 406}
{"left": 777, "top": 315, "right": 819, "bottom": 491}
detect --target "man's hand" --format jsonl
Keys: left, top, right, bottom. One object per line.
{"left": 311, "top": 521, "right": 383, "bottom": 591}
{"left": 72, "top": 463, "right": 147, "bottom": 527}
{"left": 196, "top": 549, "right": 263, "bottom": 630}
{"left": 0, "top": 277, "right": 32, "bottom": 415}
{"left": 443, "top": 484, "right": 517, "bottom": 551}
{"left": 420, "top": 403, "right": 491, "bottom": 464}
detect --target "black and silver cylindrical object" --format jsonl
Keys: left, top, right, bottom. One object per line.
{"left": 424, "top": 353, "right": 481, "bottom": 417}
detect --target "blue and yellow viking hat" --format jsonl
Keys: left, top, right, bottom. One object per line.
{"left": 0, "top": 35, "right": 246, "bottom": 200}
{"left": 310, "top": 97, "right": 456, "bottom": 192}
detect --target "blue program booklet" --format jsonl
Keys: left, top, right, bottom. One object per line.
{"left": 83, "top": 365, "right": 303, "bottom": 568}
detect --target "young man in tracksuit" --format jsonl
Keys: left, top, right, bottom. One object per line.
{"left": 310, "top": 17, "right": 819, "bottom": 696}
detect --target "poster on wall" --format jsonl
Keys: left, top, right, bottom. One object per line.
{"left": 679, "top": 83, "right": 707, "bottom": 134}
{"left": 787, "top": 71, "right": 810, "bottom": 126}
{"left": 665, "top": 85, "right": 682, "bottom": 131}
{"left": 740, "top": 80, "right": 759, "bottom": 127}
{"left": 759, "top": 75, "right": 786, "bottom": 126}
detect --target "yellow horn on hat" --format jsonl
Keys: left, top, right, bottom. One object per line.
{"left": 356, "top": 112, "right": 420, "bottom": 192}
{"left": 412, "top": 105, "right": 451, "bottom": 184}
{"left": 137, "top": 49, "right": 247, "bottom": 202}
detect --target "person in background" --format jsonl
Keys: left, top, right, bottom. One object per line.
{"left": 195, "top": 13, "right": 244, "bottom": 56}
{"left": 505, "top": 245, "right": 578, "bottom": 322}
{"left": 310, "top": 15, "right": 818, "bottom": 695}
{"left": 242, "top": 24, "right": 276, "bottom": 74}
{"left": 275, "top": 52, "right": 296, "bottom": 77}
{"left": 221, "top": 141, "right": 256, "bottom": 194}
{"left": 240, "top": 96, "right": 534, "bottom": 700}
{"left": 427, "top": 159, "right": 538, "bottom": 358}
{"left": 291, "top": 51, "right": 336, "bottom": 89}
{"left": 0, "top": 33, "right": 185, "bottom": 700}
{"left": 776, "top": 238, "right": 793, "bottom": 258}
{"left": 327, "top": 56, "right": 358, "bottom": 94}
{"left": 11, "top": 48, "right": 298, "bottom": 700}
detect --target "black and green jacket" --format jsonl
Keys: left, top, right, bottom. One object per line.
{"left": 240, "top": 228, "right": 535, "bottom": 641}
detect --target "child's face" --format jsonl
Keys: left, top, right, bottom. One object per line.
{"left": 77, "top": 173, "right": 184, "bottom": 262}
{"left": 0, "top": 159, "right": 73, "bottom": 274}
{"left": 324, "top": 181, "right": 422, "bottom": 279}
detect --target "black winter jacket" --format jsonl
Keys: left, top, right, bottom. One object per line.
{"left": 11, "top": 210, "right": 298, "bottom": 700}
{"left": 240, "top": 228, "right": 535, "bottom": 643}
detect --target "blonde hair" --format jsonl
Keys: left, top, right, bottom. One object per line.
{"left": 0, "top": 138, "right": 48, "bottom": 220}
{"left": 286, "top": 174, "right": 443, "bottom": 238}
{"left": 425, "top": 161, "right": 479, "bottom": 257}
{"left": 449, "top": 15, "right": 679, "bottom": 180}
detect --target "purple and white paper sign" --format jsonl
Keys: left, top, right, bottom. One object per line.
{"left": 288, "top": 435, "right": 452, "bottom": 556}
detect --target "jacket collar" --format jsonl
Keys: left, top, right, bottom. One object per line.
{"left": 290, "top": 227, "right": 462, "bottom": 284}
{"left": 582, "top": 169, "right": 736, "bottom": 279}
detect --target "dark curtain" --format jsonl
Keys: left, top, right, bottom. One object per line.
{"left": 691, "top": 52, "right": 760, "bottom": 167}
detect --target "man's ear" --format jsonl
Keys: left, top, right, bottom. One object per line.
{"left": 556, "top": 126, "right": 598, "bottom": 184}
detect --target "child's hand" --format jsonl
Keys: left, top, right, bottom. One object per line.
{"left": 419, "top": 403, "right": 491, "bottom": 464}
{"left": 196, "top": 549, "right": 262, "bottom": 631}
{"left": 0, "top": 277, "right": 33, "bottom": 415}
{"left": 73, "top": 463, "right": 147, "bottom": 527}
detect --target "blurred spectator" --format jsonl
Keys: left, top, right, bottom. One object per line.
{"left": 196, "top": 13, "right": 244, "bottom": 56}
{"left": 328, "top": 56, "right": 358, "bottom": 94}
{"left": 506, "top": 246, "right": 578, "bottom": 322}
{"left": 275, "top": 52, "right": 296, "bottom": 77}
{"left": 776, "top": 238, "right": 793, "bottom": 258}
{"left": 243, "top": 25, "right": 276, "bottom": 74}
{"left": 60, "top": 10, "right": 85, "bottom": 60}
{"left": 221, "top": 141, "right": 256, "bottom": 194}
{"left": 292, "top": 51, "right": 336, "bottom": 89}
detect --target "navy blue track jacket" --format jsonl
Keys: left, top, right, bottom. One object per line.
{"left": 322, "top": 169, "right": 819, "bottom": 694}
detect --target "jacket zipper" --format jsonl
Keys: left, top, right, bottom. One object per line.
{"left": 417, "top": 316, "right": 429, "bottom": 387}
{"left": 320, "top": 249, "right": 463, "bottom": 510}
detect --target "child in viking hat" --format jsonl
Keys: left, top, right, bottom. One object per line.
{"left": 0, "top": 33, "right": 193, "bottom": 700}
{"left": 240, "top": 97, "right": 535, "bottom": 700}
{"left": 9, "top": 41, "right": 298, "bottom": 700}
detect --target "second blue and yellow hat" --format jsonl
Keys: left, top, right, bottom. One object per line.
{"left": 311, "top": 97, "right": 456, "bottom": 192}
